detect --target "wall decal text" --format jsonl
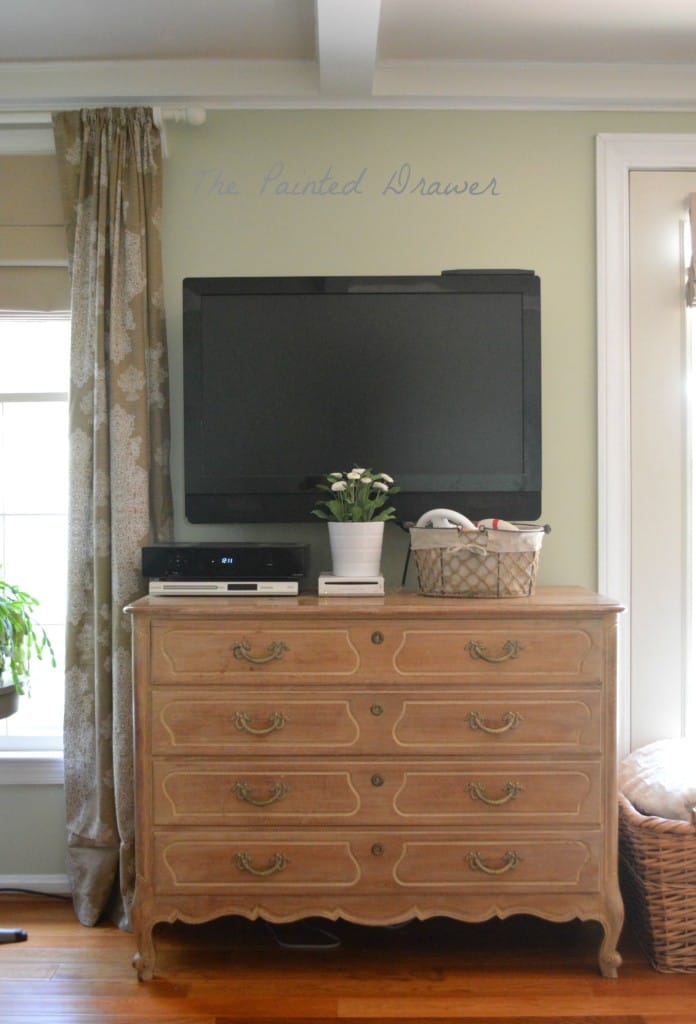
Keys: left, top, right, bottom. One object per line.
{"left": 192, "top": 161, "right": 501, "bottom": 199}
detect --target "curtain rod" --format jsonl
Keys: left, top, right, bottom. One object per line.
{"left": 0, "top": 107, "right": 206, "bottom": 156}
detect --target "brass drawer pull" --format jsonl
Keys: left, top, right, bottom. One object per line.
{"left": 466, "top": 710, "right": 523, "bottom": 735}
{"left": 370, "top": 703, "right": 384, "bottom": 716}
{"left": 467, "top": 639, "right": 524, "bottom": 663}
{"left": 234, "top": 851, "right": 289, "bottom": 876}
{"left": 371, "top": 843, "right": 385, "bottom": 857}
{"left": 233, "top": 780, "right": 290, "bottom": 806}
{"left": 371, "top": 773, "right": 385, "bottom": 787}
{"left": 467, "top": 850, "right": 521, "bottom": 875}
{"left": 371, "top": 631, "right": 385, "bottom": 645}
{"left": 467, "top": 781, "right": 524, "bottom": 806}
{"left": 233, "top": 710, "right": 287, "bottom": 736}
{"left": 232, "top": 639, "right": 288, "bottom": 665}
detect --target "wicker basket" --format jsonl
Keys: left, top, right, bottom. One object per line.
{"left": 409, "top": 523, "right": 548, "bottom": 598}
{"left": 618, "top": 791, "right": 696, "bottom": 972}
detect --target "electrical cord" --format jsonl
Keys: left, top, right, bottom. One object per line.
{"left": 264, "top": 920, "right": 341, "bottom": 950}
{"left": 0, "top": 887, "right": 70, "bottom": 900}
{"left": 0, "top": 887, "right": 71, "bottom": 943}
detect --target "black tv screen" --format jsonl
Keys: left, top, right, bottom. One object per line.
{"left": 183, "top": 272, "right": 541, "bottom": 524}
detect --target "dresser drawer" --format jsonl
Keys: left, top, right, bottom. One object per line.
{"left": 151, "top": 688, "right": 602, "bottom": 756}
{"left": 154, "top": 760, "right": 362, "bottom": 823}
{"left": 390, "top": 690, "right": 602, "bottom": 754}
{"left": 149, "top": 617, "right": 602, "bottom": 686}
{"left": 392, "top": 620, "right": 600, "bottom": 683}
{"left": 152, "top": 829, "right": 601, "bottom": 894}
{"left": 151, "top": 691, "right": 361, "bottom": 755}
{"left": 386, "top": 760, "right": 601, "bottom": 824}
{"left": 392, "top": 833, "right": 601, "bottom": 892}
{"left": 153, "top": 759, "right": 602, "bottom": 826}
{"left": 150, "top": 620, "right": 360, "bottom": 683}
{"left": 154, "top": 832, "right": 362, "bottom": 891}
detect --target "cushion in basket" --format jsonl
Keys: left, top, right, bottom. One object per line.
{"left": 619, "top": 737, "right": 696, "bottom": 823}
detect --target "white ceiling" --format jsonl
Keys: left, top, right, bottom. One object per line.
{"left": 4, "top": 0, "right": 696, "bottom": 114}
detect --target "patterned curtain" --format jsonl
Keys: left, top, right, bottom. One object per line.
{"left": 52, "top": 108, "right": 173, "bottom": 929}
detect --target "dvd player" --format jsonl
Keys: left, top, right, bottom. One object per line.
{"left": 149, "top": 579, "right": 298, "bottom": 596}
{"left": 142, "top": 542, "right": 308, "bottom": 583}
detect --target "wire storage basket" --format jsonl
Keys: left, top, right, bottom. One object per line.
{"left": 409, "top": 523, "right": 549, "bottom": 598}
{"left": 618, "top": 792, "right": 696, "bottom": 972}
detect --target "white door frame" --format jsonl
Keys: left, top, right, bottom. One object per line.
{"left": 596, "top": 133, "right": 696, "bottom": 757}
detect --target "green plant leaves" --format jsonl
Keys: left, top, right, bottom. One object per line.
{"left": 0, "top": 573, "right": 56, "bottom": 695}
{"left": 311, "top": 468, "right": 400, "bottom": 523}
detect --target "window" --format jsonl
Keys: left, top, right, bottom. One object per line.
{"left": 0, "top": 315, "right": 69, "bottom": 752}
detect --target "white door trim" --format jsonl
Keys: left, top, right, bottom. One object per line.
{"left": 596, "top": 133, "right": 696, "bottom": 757}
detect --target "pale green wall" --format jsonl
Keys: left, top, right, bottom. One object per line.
{"left": 162, "top": 108, "right": 696, "bottom": 589}
{"left": 0, "top": 785, "right": 66, "bottom": 875}
{"left": 5, "top": 107, "right": 696, "bottom": 884}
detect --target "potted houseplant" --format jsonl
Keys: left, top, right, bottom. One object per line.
{"left": 0, "top": 570, "right": 55, "bottom": 720}
{"left": 312, "top": 467, "right": 400, "bottom": 577}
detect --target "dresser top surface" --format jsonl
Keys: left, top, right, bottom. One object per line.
{"left": 126, "top": 586, "right": 623, "bottom": 621}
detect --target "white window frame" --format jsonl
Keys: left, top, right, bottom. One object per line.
{"left": 597, "top": 133, "right": 696, "bottom": 757}
{"left": 0, "top": 130, "right": 66, "bottom": 785}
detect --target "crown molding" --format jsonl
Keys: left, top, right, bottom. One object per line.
{"left": 3, "top": 56, "right": 696, "bottom": 112}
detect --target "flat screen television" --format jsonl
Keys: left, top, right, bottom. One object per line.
{"left": 182, "top": 271, "right": 541, "bottom": 524}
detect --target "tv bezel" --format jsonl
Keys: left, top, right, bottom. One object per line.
{"left": 182, "top": 271, "right": 541, "bottom": 525}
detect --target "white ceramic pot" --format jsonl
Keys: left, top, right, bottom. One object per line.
{"left": 328, "top": 521, "right": 385, "bottom": 577}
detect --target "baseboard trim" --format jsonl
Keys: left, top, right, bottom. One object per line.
{"left": 0, "top": 874, "right": 70, "bottom": 897}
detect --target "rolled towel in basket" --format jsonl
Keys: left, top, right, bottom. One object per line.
{"left": 619, "top": 737, "right": 696, "bottom": 823}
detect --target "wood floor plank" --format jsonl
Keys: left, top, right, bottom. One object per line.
{"left": 1, "top": 895, "right": 695, "bottom": 1023}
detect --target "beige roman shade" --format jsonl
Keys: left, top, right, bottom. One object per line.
{"left": 0, "top": 154, "right": 70, "bottom": 311}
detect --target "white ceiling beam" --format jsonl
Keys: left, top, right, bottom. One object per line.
{"left": 315, "top": 0, "right": 381, "bottom": 98}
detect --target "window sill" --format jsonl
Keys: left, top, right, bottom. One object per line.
{"left": 0, "top": 751, "right": 64, "bottom": 785}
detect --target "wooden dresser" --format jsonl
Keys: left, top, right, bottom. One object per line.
{"left": 126, "top": 587, "right": 624, "bottom": 979}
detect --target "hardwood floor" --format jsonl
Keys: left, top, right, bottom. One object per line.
{"left": 1, "top": 893, "right": 694, "bottom": 1023}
